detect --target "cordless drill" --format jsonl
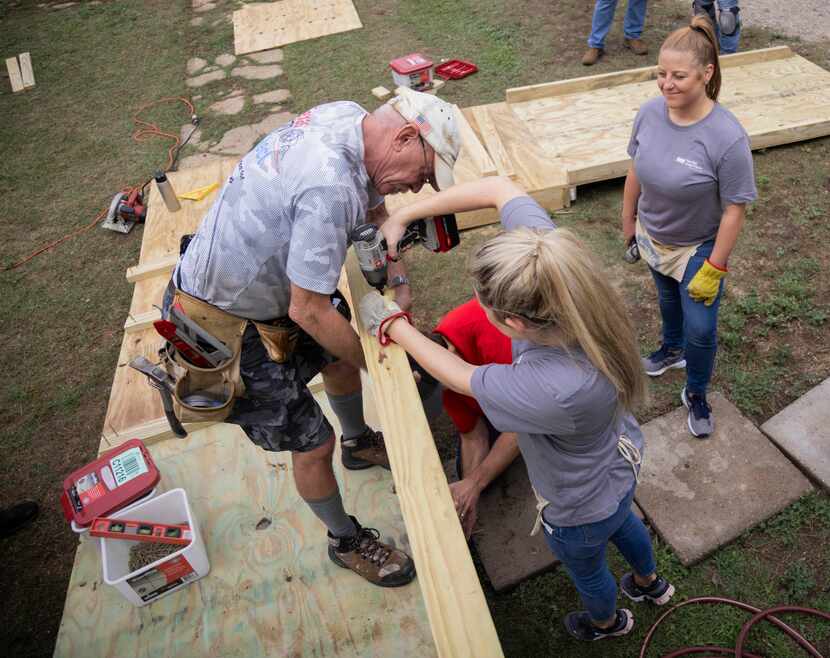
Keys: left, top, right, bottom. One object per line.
{"left": 351, "top": 215, "right": 460, "bottom": 290}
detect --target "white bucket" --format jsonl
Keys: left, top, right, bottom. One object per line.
{"left": 100, "top": 488, "right": 209, "bottom": 606}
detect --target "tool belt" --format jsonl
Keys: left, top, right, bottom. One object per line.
{"left": 163, "top": 289, "right": 300, "bottom": 424}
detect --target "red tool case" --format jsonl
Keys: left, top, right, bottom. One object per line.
{"left": 435, "top": 59, "right": 478, "bottom": 80}
{"left": 61, "top": 438, "right": 160, "bottom": 528}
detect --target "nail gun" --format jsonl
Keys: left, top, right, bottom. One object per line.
{"left": 351, "top": 214, "right": 460, "bottom": 290}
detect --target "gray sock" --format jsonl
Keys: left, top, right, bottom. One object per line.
{"left": 326, "top": 389, "right": 368, "bottom": 439}
{"left": 305, "top": 489, "right": 357, "bottom": 538}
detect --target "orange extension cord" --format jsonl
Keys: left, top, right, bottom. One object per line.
{"left": 5, "top": 96, "right": 196, "bottom": 271}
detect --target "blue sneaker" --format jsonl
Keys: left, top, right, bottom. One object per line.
{"left": 620, "top": 573, "right": 675, "bottom": 605}
{"left": 563, "top": 608, "right": 634, "bottom": 641}
{"left": 642, "top": 346, "right": 686, "bottom": 376}
{"left": 681, "top": 387, "right": 714, "bottom": 438}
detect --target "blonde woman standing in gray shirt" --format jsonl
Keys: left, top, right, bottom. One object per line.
{"left": 623, "top": 15, "right": 757, "bottom": 437}
{"left": 360, "top": 177, "right": 675, "bottom": 643}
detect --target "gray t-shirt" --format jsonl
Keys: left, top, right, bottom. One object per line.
{"left": 470, "top": 196, "right": 644, "bottom": 527}
{"left": 175, "top": 102, "right": 383, "bottom": 320}
{"left": 628, "top": 96, "right": 757, "bottom": 246}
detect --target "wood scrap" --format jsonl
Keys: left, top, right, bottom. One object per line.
{"left": 19, "top": 52, "right": 35, "bottom": 88}
{"left": 371, "top": 85, "right": 391, "bottom": 100}
{"left": 6, "top": 57, "right": 24, "bottom": 93}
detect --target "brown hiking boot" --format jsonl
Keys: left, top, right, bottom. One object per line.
{"left": 624, "top": 38, "right": 649, "bottom": 55}
{"left": 341, "top": 428, "right": 390, "bottom": 470}
{"left": 581, "top": 47, "right": 604, "bottom": 66}
{"left": 328, "top": 517, "right": 416, "bottom": 587}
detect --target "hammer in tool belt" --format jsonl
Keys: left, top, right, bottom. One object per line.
{"left": 129, "top": 356, "right": 187, "bottom": 438}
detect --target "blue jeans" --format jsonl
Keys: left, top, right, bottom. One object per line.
{"left": 698, "top": 0, "right": 741, "bottom": 54}
{"left": 542, "top": 485, "right": 655, "bottom": 623}
{"left": 649, "top": 241, "right": 723, "bottom": 396}
{"left": 588, "top": 0, "right": 648, "bottom": 49}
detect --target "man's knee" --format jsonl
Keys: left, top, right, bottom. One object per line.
{"left": 293, "top": 434, "right": 336, "bottom": 467}
{"left": 321, "top": 359, "right": 361, "bottom": 394}
{"left": 719, "top": 5, "right": 740, "bottom": 37}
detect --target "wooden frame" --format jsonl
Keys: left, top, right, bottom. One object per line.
{"left": 506, "top": 46, "right": 795, "bottom": 103}
{"left": 343, "top": 252, "right": 503, "bottom": 658}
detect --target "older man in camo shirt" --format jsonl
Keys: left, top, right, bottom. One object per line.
{"left": 167, "top": 88, "right": 460, "bottom": 587}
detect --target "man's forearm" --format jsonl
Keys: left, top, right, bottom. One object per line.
{"left": 468, "top": 432, "right": 519, "bottom": 492}
{"left": 297, "top": 305, "right": 366, "bottom": 371}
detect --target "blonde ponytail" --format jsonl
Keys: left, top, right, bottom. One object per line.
{"left": 662, "top": 13, "right": 722, "bottom": 101}
{"left": 469, "top": 228, "right": 648, "bottom": 410}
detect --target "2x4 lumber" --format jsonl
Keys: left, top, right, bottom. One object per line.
{"left": 470, "top": 106, "right": 516, "bottom": 180}
{"left": 100, "top": 419, "right": 215, "bottom": 453}
{"left": 126, "top": 253, "right": 178, "bottom": 283}
{"left": 18, "top": 52, "right": 34, "bottom": 88}
{"left": 5, "top": 57, "right": 24, "bottom": 93}
{"left": 454, "top": 105, "right": 497, "bottom": 177}
{"left": 506, "top": 45, "right": 794, "bottom": 103}
{"left": 343, "top": 251, "right": 503, "bottom": 658}
{"left": 124, "top": 309, "right": 160, "bottom": 334}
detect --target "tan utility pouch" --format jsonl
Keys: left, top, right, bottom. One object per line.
{"left": 166, "top": 289, "right": 248, "bottom": 424}
{"left": 252, "top": 318, "right": 299, "bottom": 364}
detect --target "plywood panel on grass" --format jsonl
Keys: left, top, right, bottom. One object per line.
{"left": 56, "top": 422, "right": 435, "bottom": 657}
{"left": 233, "top": 0, "right": 363, "bottom": 56}
{"left": 507, "top": 48, "right": 830, "bottom": 186}
{"left": 19, "top": 52, "right": 35, "bottom": 88}
{"left": 5, "top": 56, "right": 23, "bottom": 92}
{"left": 343, "top": 251, "right": 503, "bottom": 658}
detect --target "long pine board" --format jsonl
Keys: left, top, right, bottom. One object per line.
{"left": 343, "top": 251, "right": 503, "bottom": 658}
{"left": 233, "top": 0, "right": 362, "bottom": 55}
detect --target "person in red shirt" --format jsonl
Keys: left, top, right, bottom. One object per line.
{"left": 432, "top": 297, "right": 519, "bottom": 538}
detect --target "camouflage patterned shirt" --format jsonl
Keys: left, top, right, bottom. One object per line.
{"left": 175, "top": 102, "right": 383, "bottom": 320}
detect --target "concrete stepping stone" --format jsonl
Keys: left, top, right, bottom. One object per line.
{"left": 231, "top": 64, "right": 283, "bottom": 80}
{"left": 209, "top": 96, "right": 245, "bottom": 116}
{"left": 474, "top": 458, "right": 558, "bottom": 591}
{"left": 186, "top": 57, "right": 207, "bottom": 75}
{"left": 215, "top": 53, "right": 236, "bottom": 68}
{"left": 253, "top": 89, "right": 291, "bottom": 105}
{"left": 762, "top": 377, "right": 830, "bottom": 490}
{"left": 180, "top": 124, "right": 202, "bottom": 146}
{"left": 210, "top": 112, "right": 295, "bottom": 155}
{"left": 635, "top": 392, "right": 812, "bottom": 566}
{"left": 247, "top": 49, "right": 284, "bottom": 64}
{"left": 186, "top": 69, "right": 226, "bottom": 88}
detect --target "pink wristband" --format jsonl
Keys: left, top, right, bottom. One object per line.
{"left": 378, "top": 312, "right": 412, "bottom": 346}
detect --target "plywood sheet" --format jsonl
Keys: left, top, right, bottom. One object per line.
{"left": 5, "top": 56, "right": 23, "bottom": 93}
{"left": 55, "top": 422, "right": 435, "bottom": 658}
{"left": 507, "top": 48, "right": 830, "bottom": 186}
{"left": 233, "top": 0, "right": 363, "bottom": 56}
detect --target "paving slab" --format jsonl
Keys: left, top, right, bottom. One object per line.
{"left": 186, "top": 69, "right": 226, "bottom": 88}
{"left": 231, "top": 64, "right": 283, "bottom": 80}
{"left": 209, "top": 95, "right": 245, "bottom": 115}
{"left": 474, "top": 458, "right": 558, "bottom": 591}
{"left": 247, "top": 49, "right": 284, "bottom": 64}
{"left": 253, "top": 88, "right": 291, "bottom": 105}
{"left": 186, "top": 56, "right": 207, "bottom": 75}
{"left": 761, "top": 377, "right": 830, "bottom": 490}
{"left": 636, "top": 393, "right": 813, "bottom": 566}
{"left": 215, "top": 53, "right": 236, "bottom": 68}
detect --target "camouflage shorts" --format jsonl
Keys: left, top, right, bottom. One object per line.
{"left": 163, "top": 281, "right": 348, "bottom": 453}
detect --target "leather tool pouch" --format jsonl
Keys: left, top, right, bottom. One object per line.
{"left": 165, "top": 289, "right": 248, "bottom": 424}
{"left": 252, "top": 317, "right": 298, "bottom": 364}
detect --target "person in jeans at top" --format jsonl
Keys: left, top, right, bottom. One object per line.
{"left": 583, "top": 0, "right": 650, "bottom": 66}
{"left": 623, "top": 15, "right": 756, "bottom": 437}
{"left": 360, "top": 176, "right": 675, "bottom": 642}
{"left": 693, "top": 0, "right": 742, "bottom": 54}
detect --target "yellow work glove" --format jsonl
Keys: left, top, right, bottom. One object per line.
{"left": 687, "top": 259, "right": 727, "bottom": 306}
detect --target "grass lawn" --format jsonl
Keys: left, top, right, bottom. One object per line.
{"left": 2, "top": 1, "right": 829, "bottom": 657}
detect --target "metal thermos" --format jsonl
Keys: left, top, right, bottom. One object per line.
{"left": 155, "top": 171, "right": 181, "bottom": 213}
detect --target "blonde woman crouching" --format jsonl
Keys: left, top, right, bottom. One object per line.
{"left": 360, "top": 177, "right": 675, "bottom": 643}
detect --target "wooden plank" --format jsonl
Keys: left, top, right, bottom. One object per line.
{"left": 58, "top": 423, "right": 435, "bottom": 657}
{"left": 99, "top": 418, "right": 215, "bottom": 451}
{"left": 5, "top": 56, "right": 24, "bottom": 93}
{"left": 454, "top": 104, "right": 497, "bottom": 177}
{"left": 233, "top": 0, "right": 362, "bottom": 56}
{"left": 18, "top": 52, "right": 35, "bottom": 88}
{"left": 126, "top": 254, "right": 178, "bottom": 283}
{"left": 505, "top": 46, "right": 794, "bottom": 103}
{"left": 470, "top": 106, "right": 515, "bottom": 179}
{"left": 343, "top": 251, "right": 503, "bottom": 658}
{"left": 123, "top": 309, "right": 160, "bottom": 334}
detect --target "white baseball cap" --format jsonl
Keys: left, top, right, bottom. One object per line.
{"left": 389, "top": 87, "right": 461, "bottom": 190}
